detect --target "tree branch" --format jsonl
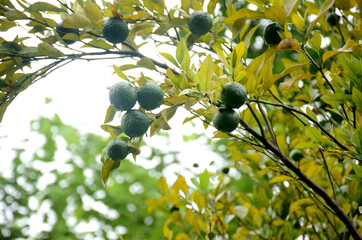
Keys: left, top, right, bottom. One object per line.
{"left": 249, "top": 99, "right": 350, "bottom": 151}
{"left": 238, "top": 117, "right": 361, "bottom": 240}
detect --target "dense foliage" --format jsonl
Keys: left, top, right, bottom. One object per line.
{"left": 0, "top": 0, "right": 361, "bottom": 239}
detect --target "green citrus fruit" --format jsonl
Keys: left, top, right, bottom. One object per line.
{"left": 221, "top": 82, "right": 247, "bottom": 109}
{"left": 263, "top": 22, "right": 284, "bottom": 45}
{"left": 212, "top": 108, "right": 239, "bottom": 133}
{"left": 109, "top": 82, "right": 137, "bottom": 111}
{"left": 121, "top": 109, "right": 150, "bottom": 138}
{"left": 289, "top": 149, "right": 303, "bottom": 161}
{"left": 326, "top": 12, "right": 339, "bottom": 26}
{"left": 221, "top": 167, "right": 230, "bottom": 174}
{"left": 106, "top": 139, "right": 129, "bottom": 161}
{"left": 137, "top": 82, "right": 164, "bottom": 111}
{"left": 56, "top": 21, "right": 79, "bottom": 45}
{"left": 188, "top": 11, "right": 213, "bottom": 36}
{"left": 102, "top": 17, "right": 129, "bottom": 44}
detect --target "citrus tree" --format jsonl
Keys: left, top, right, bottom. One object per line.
{"left": 1, "top": 0, "right": 361, "bottom": 239}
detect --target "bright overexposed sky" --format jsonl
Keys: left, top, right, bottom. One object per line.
{"left": 0, "top": 0, "right": 226, "bottom": 183}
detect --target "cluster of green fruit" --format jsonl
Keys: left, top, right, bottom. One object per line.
{"left": 105, "top": 81, "right": 164, "bottom": 161}
{"left": 212, "top": 82, "right": 247, "bottom": 133}
{"left": 56, "top": 10, "right": 214, "bottom": 45}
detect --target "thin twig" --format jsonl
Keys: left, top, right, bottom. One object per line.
{"left": 319, "top": 149, "right": 337, "bottom": 201}
{"left": 249, "top": 99, "right": 349, "bottom": 151}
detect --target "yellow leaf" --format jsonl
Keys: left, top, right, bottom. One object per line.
{"left": 335, "top": 0, "right": 356, "bottom": 10}
{"left": 264, "top": 6, "right": 286, "bottom": 24}
{"left": 101, "top": 158, "right": 121, "bottom": 187}
{"left": 63, "top": 13, "right": 92, "bottom": 28}
{"left": 269, "top": 175, "right": 295, "bottom": 183}
{"left": 221, "top": 8, "right": 264, "bottom": 23}
{"left": 231, "top": 41, "right": 245, "bottom": 69}
{"left": 145, "top": 198, "right": 169, "bottom": 214}
{"left": 170, "top": 211, "right": 185, "bottom": 227}
{"left": 276, "top": 38, "right": 301, "bottom": 50}
{"left": 163, "top": 219, "right": 173, "bottom": 239}
{"left": 289, "top": 198, "right": 314, "bottom": 214}
{"left": 181, "top": 0, "right": 191, "bottom": 12}
{"left": 292, "top": 12, "right": 305, "bottom": 31}
{"left": 198, "top": 220, "right": 210, "bottom": 233}
{"left": 322, "top": 39, "right": 358, "bottom": 63}
{"left": 305, "top": 0, "right": 334, "bottom": 38}
{"left": 189, "top": 192, "right": 207, "bottom": 211}
{"left": 157, "top": 177, "right": 168, "bottom": 195}
{"left": 279, "top": 74, "right": 314, "bottom": 91}
{"left": 164, "top": 96, "right": 188, "bottom": 105}
{"left": 172, "top": 176, "right": 188, "bottom": 195}
{"left": 273, "top": 63, "right": 309, "bottom": 82}
{"left": 85, "top": 0, "right": 103, "bottom": 28}
{"left": 260, "top": 55, "right": 275, "bottom": 95}
{"left": 175, "top": 233, "right": 191, "bottom": 240}
{"left": 197, "top": 55, "right": 214, "bottom": 91}
{"left": 284, "top": 0, "right": 299, "bottom": 18}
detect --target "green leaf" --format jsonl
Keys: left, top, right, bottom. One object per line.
{"left": 113, "top": 64, "right": 129, "bottom": 80}
{"left": 25, "top": 2, "right": 67, "bottom": 12}
{"left": 308, "top": 32, "right": 321, "bottom": 53}
{"left": 176, "top": 38, "right": 190, "bottom": 71}
{"left": 104, "top": 105, "right": 117, "bottom": 124}
{"left": 160, "top": 52, "right": 179, "bottom": 67}
{"left": 154, "top": 23, "right": 171, "bottom": 35}
{"left": 100, "top": 124, "right": 123, "bottom": 138}
{"left": 305, "top": 0, "right": 334, "bottom": 38}
{"left": 306, "top": 126, "right": 323, "bottom": 145}
{"left": 306, "top": 107, "right": 318, "bottom": 122}
{"left": 101, "top": 158, "right": 121, "bottom": 187}
{"left": 294, "top": 142, "right": 319, "bottom": 149}
{"left": 354, "top": 126, "right": 362, "bottom": 151}
{"left": 0, "top": 99, "right": 11, "bottom": 123}
{"left": 0, "top": 19, "right": 16, "bottom": 31}
{"left": 83, "top": 39, "right": 113, "bottom": 49}
{"left": 321, "top": 93, "right": 352, "bottom": 107}
{"left": 137, "top": 57, "right": 157, "bottom": 71}
{"left": 352, "top": 163, "right": 362, "bottom": 178}
{"left": 38, "top": 42, "right": 63, "bottom": 57}
{"left": 63, "top": 13, "right": 92, "bottom": 28}
{"left": 169, "top": 18, "right": 188, "bottom": 27}
{"left": 352, "top": 88, "right": 362, "bottom": 111}
{"left": 128, "top": 145, "right": 141, "bottom": 155}
{"left": 199, "top": 169, "right": 210, "bottom": 194}
{"left": 4, "top": 10, "right": 28, "bottom": 20}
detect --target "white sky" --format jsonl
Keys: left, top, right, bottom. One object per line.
{"left": 0, "top": 0, "right": 225, "bottom": 182}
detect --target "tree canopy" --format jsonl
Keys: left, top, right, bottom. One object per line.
{"left": 0, "top": 0, "right": 361, "bottom": 239}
